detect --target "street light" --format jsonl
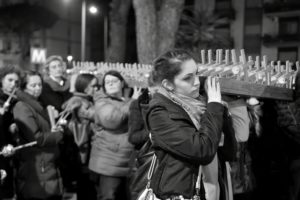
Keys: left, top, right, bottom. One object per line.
{"left": 67, "top": 55, "right": 73, "bottom": 62}
{"left": 81, "top": 0, "right": 98, "bottom": 61}
{"left": 81, "top": 0, "right": 86, "bottom": 61}
{"left": 89, "top": 5, "right": 98, "bottom": 14}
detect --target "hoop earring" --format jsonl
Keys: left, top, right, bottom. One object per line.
{"left": 167, "top": 88, "right": 174, "bottom": 92}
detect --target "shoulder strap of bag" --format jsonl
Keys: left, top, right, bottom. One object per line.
{"left": 146, "top": 153, "right": 157, "bottom": 188}
{"left": 194, "top": 165, "right": 203, "bottom": 199}
{"left": 195, "top": 165, "right": 202, "bottom": 190}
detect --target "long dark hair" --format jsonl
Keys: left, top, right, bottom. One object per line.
{"left": 151, "top": 49, "right": 194, "bottom": 85}
{"left": 75, "top": 73, "right": 97, "bottom": 93}
{"left": 0, "top": 65, "right": 21, "bottom": 89}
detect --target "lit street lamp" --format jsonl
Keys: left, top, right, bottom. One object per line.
{"left": 81, "top": 0, "right": 98, "bottom": 61}
{"left": 81, "top": 0, "right": 86, "bottom": 61}
{"left": 89, "top": 5, "right": 98, "bottom": 14}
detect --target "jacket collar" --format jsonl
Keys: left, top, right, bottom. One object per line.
{"left": 16, "top": 90, "right": 50, "bottom": 122}
{"left": 145, "top": 93, "right": 195, "bottom": 127}
{"left": 73, "top": 92, "right": 93, "bottom": 102}
{"left": 43, "top": 76, "right": 70, "bottom": 92}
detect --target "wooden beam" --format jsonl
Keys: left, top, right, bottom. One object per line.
{"left": 220, "top": 78, "right": 293, "bottom": 101}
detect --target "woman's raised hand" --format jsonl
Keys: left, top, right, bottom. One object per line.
{"left": 206, "top": 76, "right": 221, "bottom": 103}
{"left": 132, "top": 86, "right": 142, "bottom": 100}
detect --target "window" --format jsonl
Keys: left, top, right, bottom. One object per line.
{"left": 279, "top": 17, "right": 299, "bottom": 36}
{"left": 278, "top": 47, "right": 298, "bottom": 63}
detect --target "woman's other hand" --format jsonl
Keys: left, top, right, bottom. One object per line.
{"left": 206, "top": 76, "right": 221, "bottom": 103}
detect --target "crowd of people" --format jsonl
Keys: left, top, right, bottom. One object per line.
{"left": 0, "top": 49, "right": 299, "bottom": 200}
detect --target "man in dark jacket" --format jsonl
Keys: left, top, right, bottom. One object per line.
{"left": 276, "top": 70, "right": 300, "bottom": 200}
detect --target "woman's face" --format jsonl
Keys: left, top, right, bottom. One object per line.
{"left": 1, "top": 73, "right": 19, "bottom": 94}
{"left": 104, "top": 75, "right": 123, "bottom": 96}
{"left": 85, "top": 78, "right": 98, "bottom": 96}
{"left": 173, "top": 59, "right": 200, "bottom": 98}
{"left": 24, "top": 75, "right": 42, "bottom": 98}
{"left": 49, "top": 60, "right": 64, "bottom": 78}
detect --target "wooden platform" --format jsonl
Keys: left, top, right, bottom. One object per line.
{"left": 220, "top": 78, "right": 294, "bottom": 101}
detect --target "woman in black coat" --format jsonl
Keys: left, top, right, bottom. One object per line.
{"left": 0, "top": 65, "right": 20, "bottom": 199}
{"left": 143, "top": 49, "right": 235, "bottom": 200}
{"left": 40, "top": 55, "right": 72, "bottom": 111}
{"left": 40, "top": 55, "right": 78, "bottom": 191}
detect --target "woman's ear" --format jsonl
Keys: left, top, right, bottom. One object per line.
{"left": 162, "top": 79, "right": 174, "bottom": 92}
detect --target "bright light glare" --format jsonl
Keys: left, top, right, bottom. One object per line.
{"left": 89, "top": 6, "right": 98, "bottom": 14}
{"left": 67, "top": 55, "right": 73, "bottom": 62}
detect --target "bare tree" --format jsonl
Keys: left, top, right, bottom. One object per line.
{"left": 176, "top": 0, "right": 232, "bottom": 59}
{"left": 133, "top": 0, "right": 185, "bottom": 64}
{"left": 106, "top": 0, "right": 132, "bottom": 62}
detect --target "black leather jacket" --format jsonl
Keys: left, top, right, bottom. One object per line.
{"left": 143, "top": 93, "right": 225, "bottom": 199}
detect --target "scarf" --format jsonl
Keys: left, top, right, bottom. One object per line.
{"left": 16, "top": 90, "right": 50, "bottom": 123}
{"left": 156, "top": 86, "right": 206, "bottom": 130}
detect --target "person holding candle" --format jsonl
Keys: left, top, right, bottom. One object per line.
{"left": 40, "top": 55, "right": 78, "bottom": 193}
{"left": 0, "top": 65, "right": 20, "bottom": 199}
{"left": 13, "top": 70, "right": 64, "bottom": 200}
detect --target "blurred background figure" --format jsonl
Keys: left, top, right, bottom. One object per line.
{"left": 128, "top": 76, "right": 157, "bottom": 150}
{"left": 276, "top": 70, "right": 300, "bottom": 200}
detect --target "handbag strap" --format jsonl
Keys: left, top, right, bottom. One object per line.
{"left": 194, "top": 165, "right": 203, "bottom": 199}
{"left": 146, "top": 154, "right": 157, "bottom": 188}
{"left": 147, "top": 154, "right": 157, "bottom": 180}
{"left": 195, "top": 165, "right": 202, "bottom": 190}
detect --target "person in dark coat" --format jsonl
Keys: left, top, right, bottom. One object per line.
{"left": 276, "top": 70, "right": 300, "bottom": 200}
{"left": 128, "top": 77, "right": 158, "bottom": 150}
{"left": 13, "top": 71, "right": 64, "bottom": 200}
{"left": 128, "top": 79, "right": 159, "bottom": 200}
{"left": 0, "top": 65, "right": 20, "bottom": 199}
{"left": 39, "top": 55, "right": 78, "bottom": 192}
{"left": 128, "top": 89, "right": 150, "bottom": 150}
{"left": 40, "top": 55, "right": 72, "bottom": 111}
{"left": 142, "top": 49, "right": 228, "bottom": 200}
